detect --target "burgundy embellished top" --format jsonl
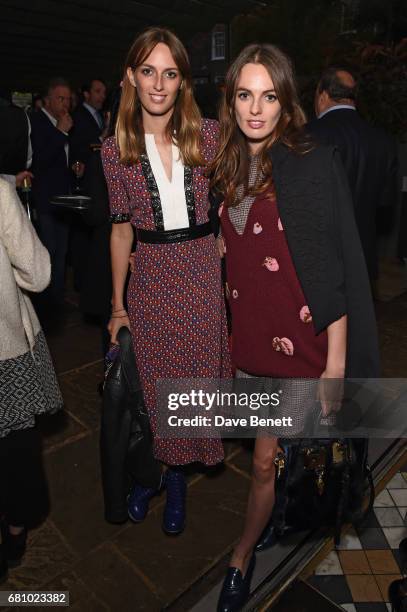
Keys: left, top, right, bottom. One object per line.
{"left": 220, "top": 188, "right": 328, "bottom": 378}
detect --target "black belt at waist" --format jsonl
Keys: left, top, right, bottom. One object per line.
{"left": 136, "top": 222, "right": 212, "bottom": 244}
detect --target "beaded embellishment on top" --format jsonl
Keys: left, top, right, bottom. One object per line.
{"left": 140, "top": 154, "right": 165, "bottom": 231}
{"left": 184, "top": 165, "right": 196, "bottom": 226}
{"left": 110, "top": 212, "right": 131, "bottom": 223}
{"left": 140, "top": 152, "right": 197, "bottom": 230}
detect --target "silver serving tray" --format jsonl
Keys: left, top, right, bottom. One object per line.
{"left": 50, "top": 195, "right": 91, "bottom": 211}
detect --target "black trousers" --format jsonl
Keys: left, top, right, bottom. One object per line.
{"left": 0, "top": 427, "right": 49, "bottom": 528}
{"left": 35, "top": 211, "right": 71, "bottom": 306}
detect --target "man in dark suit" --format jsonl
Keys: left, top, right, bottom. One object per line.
{"left": 308, "top": 67, "right": 398, "bottom": 282}
{"left": 70, "top": 78, "right": 106, "bottom": 167}
{"left": 30, "top": 77, "right": 73, "bottom": 306}
{"left": 69, "top": 79, "right": 106, "bottom": 291}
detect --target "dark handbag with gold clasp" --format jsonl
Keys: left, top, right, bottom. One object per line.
{"left": 271, "top": 438, "right": 375, "bottom": 545}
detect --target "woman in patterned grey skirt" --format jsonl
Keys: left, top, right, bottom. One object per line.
{"left": 211, "top": 44, "right": 379, "bottom": 612}
{"left": 0, "top": 178, "right": 63, "bottom": 582}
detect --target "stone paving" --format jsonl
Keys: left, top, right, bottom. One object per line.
{"left": 1, "top": 303, "right": 253, "bottom": 610}
{"left": 1, "top": 265, "right": 406, "bottom": 611}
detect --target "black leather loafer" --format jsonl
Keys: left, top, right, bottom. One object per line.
{"left": 399, "top": 538, "right": 407, "bottom": 574}
{"left": 217, "top": 554, "right": 256, "bottom": 612}
{"left": 388, "top": 576, "right": 407, "bottom": 611}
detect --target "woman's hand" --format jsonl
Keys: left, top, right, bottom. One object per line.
{"left": 129, "top": 251, "right": 136, "bottom": 273}
{"left": 318, "top": 314, "right": 347, "bottom": 416}
{"left": 109, "top": 223, "right": 133, "bottom": 342}
{"left": 216, "top": 236, "right": 225, "bottom": 259}
{"left": 107, "top": 312, "right": 131, "bottom": 345}
{"left": 15, "top": 170, "right": 34, "bottom": 188}
{"left": 317, "top": 367, "right": 345, "bottom": 417}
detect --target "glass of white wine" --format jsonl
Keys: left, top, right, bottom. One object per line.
{"left": 72, "top": 160, "right": 82, "bottom": 193}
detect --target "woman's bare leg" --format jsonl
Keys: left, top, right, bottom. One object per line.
{"left": 229, "top": 435, "right": 279, "bottom": 574}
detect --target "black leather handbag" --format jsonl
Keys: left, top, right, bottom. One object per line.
{"left": 100, "top": 326, "right": 162, "bottom": 523}
{"left": 271, "top": 438, "right": 375, "bottom": 545}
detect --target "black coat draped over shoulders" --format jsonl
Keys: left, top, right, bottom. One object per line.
{"left": 209, "top": 141, "right": 380, "bottom": 378}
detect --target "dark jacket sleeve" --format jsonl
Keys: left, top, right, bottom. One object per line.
{"left": 70, "top": 110, "right": 90, "bottom": 166}
{"left": 208, "top": 188, "right": 223, "bottom": 237}
{"left": 331, "top": 150, "right": 380, "bottom": 377}
{"left": 30, "top": 114, "right": 69, "bottom": 172}
{"left": 311, "top": 148, "right": 349, "bottom": 335}
{"left": 70, "top": 107, "right": 101, "bottom": 166}
{"left": 380, "top": 135, "right": 398, "bottom": 210}
{"left": 81, "top": 151, "right": 110, "bottom": 227}
{"left": 272, "top": 145, "right": 348, "bottom": 337}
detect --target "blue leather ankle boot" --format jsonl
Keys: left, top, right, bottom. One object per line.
{"left": 162, "top": 469, "right": 186, "bottom": 535}
{"left": 127, "top": 484, "right": 161, "bottom": 523}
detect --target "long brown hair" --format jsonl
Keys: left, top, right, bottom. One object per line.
{"left": 210, "top": 43, "right": 311, "bottom": 205}
{"left": 116, "top": 27, "right": 204, "bottom": 166}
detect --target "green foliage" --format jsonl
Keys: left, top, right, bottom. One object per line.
{"left": 345, "top": 39, "right": 407, "bottom": 136}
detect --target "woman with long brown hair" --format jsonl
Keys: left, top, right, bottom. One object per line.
{"left": 102, "top": 27, "right": 230, "bottom": 535}
{"left": 211, "top": 44, "right": 379, "bottom": 611}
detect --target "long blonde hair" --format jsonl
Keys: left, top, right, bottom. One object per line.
{"left": 210, "top": 44, "right": 311, "bottom": 205}
{"left": 116, "top": 27, "right": 204, "bottom": 166}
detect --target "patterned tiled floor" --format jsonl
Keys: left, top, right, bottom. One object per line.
{"left": 306, "top": 470, "right": 407, "bottom": 611}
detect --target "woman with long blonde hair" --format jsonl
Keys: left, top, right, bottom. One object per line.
{"left": 211, "top": 43, "right": 379, "bottom": 611}
{"left": 102, "top": 27, "right": 230, "bottom": 535}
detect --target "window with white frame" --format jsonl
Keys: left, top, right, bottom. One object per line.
{"left": 211, "top": 25, "right": 226, "bottom": 61}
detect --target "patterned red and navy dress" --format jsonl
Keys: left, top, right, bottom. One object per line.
{"left": 102, "top": 119, "right": 231, "bottom": 466}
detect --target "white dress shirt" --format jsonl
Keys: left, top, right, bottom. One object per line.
{"left": 318, "top": 104, "right": 356, "bottom": 119}
{"left": 145, "top": 134, "right": 189, "bottom": 230}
